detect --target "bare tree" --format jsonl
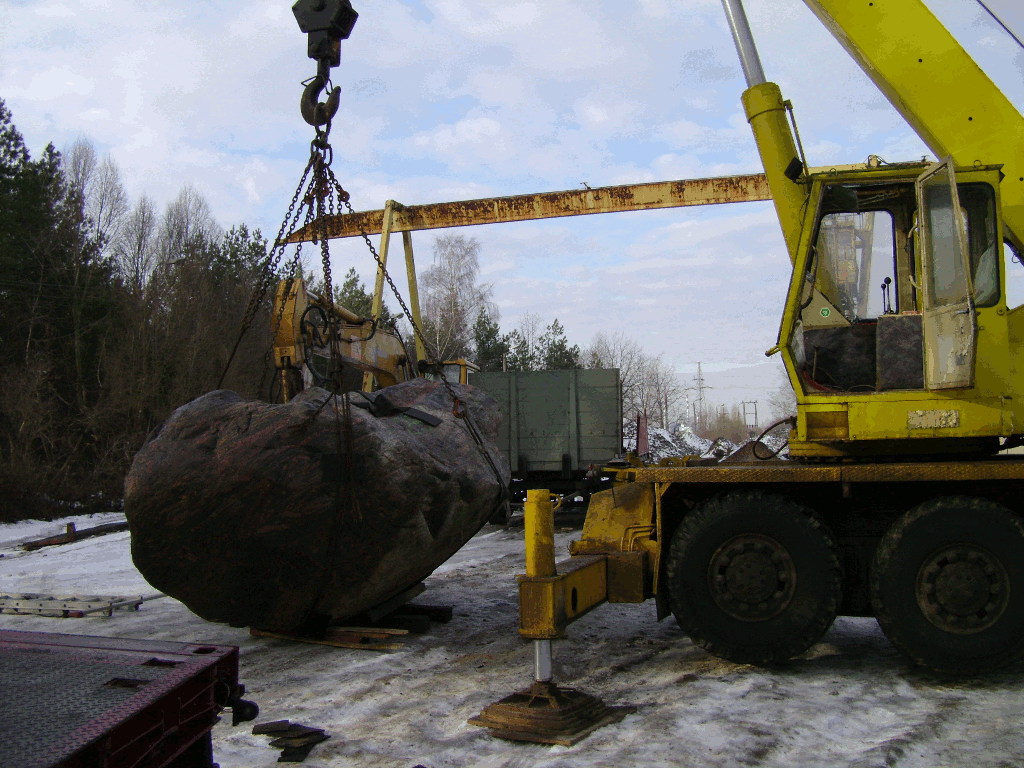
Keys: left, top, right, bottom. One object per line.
{"left": 115, "top": 195, "right": 158, "bottom": 293}
{"left": 63, "top": 138, "right": 129, "bottom": 254}
{"left": 644, "top": 356, "right": 685, "bottom": 429}
{"left": 157, "top": 184, "right": 220, "bottom": 265}
{"left": 703, "top": 402, "right": 749, "bottom": 442}
{"left": 88, "top": 155, "right": 129, "bottom": 251}
{"left": 64, "top": 137, "right": 97, "bottom": 201}
{"left": 421, "top": 234, "right": 494, "bottom": 361}
{"left": 586, "top": 331, "right": 646, "bottom": 416}
{"left": 585, "top": 332, "right": 686, "bottom": 429}
{"left": 766, "top": 361, "right": 797, "bottom": 421}
{"left": 516, "top": 312, "right": 542, "bottom": 362}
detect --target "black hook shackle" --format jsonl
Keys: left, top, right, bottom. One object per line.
{"left": 293, "top": 0, "right": 358, "bottom": 127}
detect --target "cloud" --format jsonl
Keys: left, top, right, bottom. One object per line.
{"left": 2, "top": 0, "right": 1021, "bottom": 394}
{"left": 35, "top": 4, "right": 76, "bottom": 18}
{"left": 414, "top": 115, "right": 503, "bottom": 153}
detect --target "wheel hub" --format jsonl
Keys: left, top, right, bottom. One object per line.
{"left": 708, "top": 534, "right": 796, "bottom": 622}
{"left": 916, "top": 545, "right": 1010, "bottom": 634}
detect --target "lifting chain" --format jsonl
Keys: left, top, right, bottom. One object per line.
{"left": 313, "top": 160, "right": 509, "bottom": 501}
{"left": 221, "top": 51, "right": 508, "bottom": 516}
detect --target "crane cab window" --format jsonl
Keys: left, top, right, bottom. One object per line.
{"left": 813, "top": 210, "right": 897, "bottom": 321}
{"left": 956, "top": 183, "right": 998, "bottom": 307}
{"left": 1005, "top": 240, "right": 1024, "bottom": 309}
{"left": 796, "top": 207, "right": 897, "bottom": 393}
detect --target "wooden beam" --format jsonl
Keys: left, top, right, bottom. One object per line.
{"left": 280, "top": 173, "right": 770, "bottom": 243}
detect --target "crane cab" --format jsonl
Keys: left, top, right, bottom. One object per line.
{"left": 779, "top": 158, "right": 1023, "bottom": 458}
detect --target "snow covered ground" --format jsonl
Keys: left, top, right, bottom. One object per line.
{"left": 1, "top": 514, "right": 1022, "bottom": 767}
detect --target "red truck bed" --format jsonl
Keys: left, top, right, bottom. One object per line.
{"left": 0, "top": 630, "right": 253, "bottom": 768}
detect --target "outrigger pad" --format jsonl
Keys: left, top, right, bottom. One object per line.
{"left": 468, "top": 681, "right": 635, "bottom": 747}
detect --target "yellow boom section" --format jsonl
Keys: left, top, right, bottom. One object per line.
{"left": 802, "top": 0, "right": 1024, "bottom": 245}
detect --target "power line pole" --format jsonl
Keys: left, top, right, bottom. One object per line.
{"left": 692, "top": 362, "right": 708, "bottom": 433}
{"left": 742, "top": 401, "right": 759, "bottom": 437}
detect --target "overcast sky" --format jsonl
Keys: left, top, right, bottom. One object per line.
{"left": 2, "top": 0, "right": 1022, "bottom": 410}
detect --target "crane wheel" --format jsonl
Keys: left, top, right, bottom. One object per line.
{"left": 871, "top": 496, "right": 1024, "bottom": 675}
{"left": 666, "top": 492, "right": 842, "bottom": 666}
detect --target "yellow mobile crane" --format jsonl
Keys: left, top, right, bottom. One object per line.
{"left": 503, "top": 0, "right": 1024, "bottom": 692}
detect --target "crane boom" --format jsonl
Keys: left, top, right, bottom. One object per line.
{"left": 801, "top": 0, "right": 1024, "bottom": 245}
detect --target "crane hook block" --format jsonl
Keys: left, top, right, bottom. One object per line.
{"left": 292, "top": 0, "right": 358, "bottom": 68}
{"left": 301, "top": 75, "right": 342, "bottom": 127}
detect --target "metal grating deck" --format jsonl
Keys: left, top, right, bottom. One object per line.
{"left": 0, "top": 630, "right": 242, "bottom": 768}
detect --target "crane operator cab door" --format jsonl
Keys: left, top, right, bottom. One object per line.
{"left": 916, "top": 157, "right": 977, "bottom": 390}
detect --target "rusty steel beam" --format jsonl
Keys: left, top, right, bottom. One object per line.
{"left": 280, "top": 173, "right": 770, "bottom": 243}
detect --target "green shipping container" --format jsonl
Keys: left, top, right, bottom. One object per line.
{"left": 470, "top": 369, "right": 621, "bottom": 476}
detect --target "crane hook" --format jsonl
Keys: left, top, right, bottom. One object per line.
{"left": 301, "top": 74, "right": 341, "bottom": 128}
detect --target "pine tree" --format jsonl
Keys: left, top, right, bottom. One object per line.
{"left": 472, "top": 309, "right": 507, "bottom": 371}
{"left": 503, "top": 329, "right": 535, "bottom": 371}
{"left": 538, "top": 319, "right": 580, "bottom": 369}
{"left": 332, "top": 266, "right": 392, "bottom": 322}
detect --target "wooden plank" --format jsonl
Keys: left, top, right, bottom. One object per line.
{"left": 365, "top": 582, "right": 426, "bottom": 623}
{"left": 249, "top": 627, "right": 406, "bottom": 651}
{"left": 21, "top": 521, "right": 129, "bottom": 551}
{"left": 0, "top": 594, "right": 146, "bottom": 617}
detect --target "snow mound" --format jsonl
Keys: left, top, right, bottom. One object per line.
{"left": 623, "top": 422, "right": 789, "bottom": 462}
{"left": 623, "top": 422, "right": 720, "bottom": 461}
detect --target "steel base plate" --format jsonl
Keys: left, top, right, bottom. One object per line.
{"left": 468, "top": 681, "right": 634, "bottom": 746}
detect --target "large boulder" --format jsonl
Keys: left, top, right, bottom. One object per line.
{"left": 124, "top": 379, "right": 509, "bottom": 633}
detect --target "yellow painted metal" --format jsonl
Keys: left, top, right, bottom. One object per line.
{"left": 634, "top": 464, "right": 841, "bottom": 484}
{"left": 606, "top": 551, "right": 648, "bottom": 604}
{"left": 524, "top": 489, "right": 556, "bottom": 579}
{"left": 653, "top": 482, "right": 668, "bottom": 595}
{"left": 569, "top": 483, "right": 655, "bottom": 556}
{"left": 517, "top": 556, "right": 607, "bottom": 639}
{"left": 776, "top": 177, "right": 825, "bottom": 397}
{"left": 741, "top": 82, "right": 808, "bottom": 261}
{"left": 371, "top": 200, "right": 395, "bottom": 319}
{"left": 518, "top": 488, "right": 617, "bottom": 637}
{"left": 272, "top": 278, "right": 309, "bottom": 372}
{"left": 363, "top": 200, "right": 395, "bottom": 392}
{"left": 802, "top": 0, "right": 1024, "bottom": 248}
{"left": 271, "top": 277, "right": 414, "bottom": 401}
{"left": 770, "top": 162, "right": 1020, "bottom": 454}
{"left": 437, "top": 358, "right": 480, "bottom": 385}
{"left": 632, "top": 459, "right": 1024, "bottom": 484}
{"left": 401, "top": 230, "right": 427, "bottom": 364}
{"left": 280, "top": 175, "right": 771, "bottom": 243}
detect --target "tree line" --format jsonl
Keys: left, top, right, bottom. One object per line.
{"left": 0, "top": 95, "right": 783, "bottom": 519}
{"left": 0, "top": 101, "right": 272, "bottom": 520}
{"left": 410, "top": 232, "right": 690, "bottom": 434}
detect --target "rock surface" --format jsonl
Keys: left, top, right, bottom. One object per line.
{"left": 124, "top": 380, "right": 509, "bottom": 633}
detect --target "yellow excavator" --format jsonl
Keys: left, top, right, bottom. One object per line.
{"left": 508, "top": 0, "right": 1024, "bottom": 682}
{"left": 271, "top": 277, "right": 415, "bottom": 400}
{"left": 271, "top": 276, "right": 477, "bottom": 401}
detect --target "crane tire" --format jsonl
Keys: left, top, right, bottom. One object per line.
{"left": 871, "top": 496, "right": 1024, "bottom": 675}
{"left": 666, "top": 491, "right": 842, "bottom": 666}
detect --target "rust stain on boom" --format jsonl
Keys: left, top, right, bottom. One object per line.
{"left": 281, "top": 173, "right": 770, "bottom": 243}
